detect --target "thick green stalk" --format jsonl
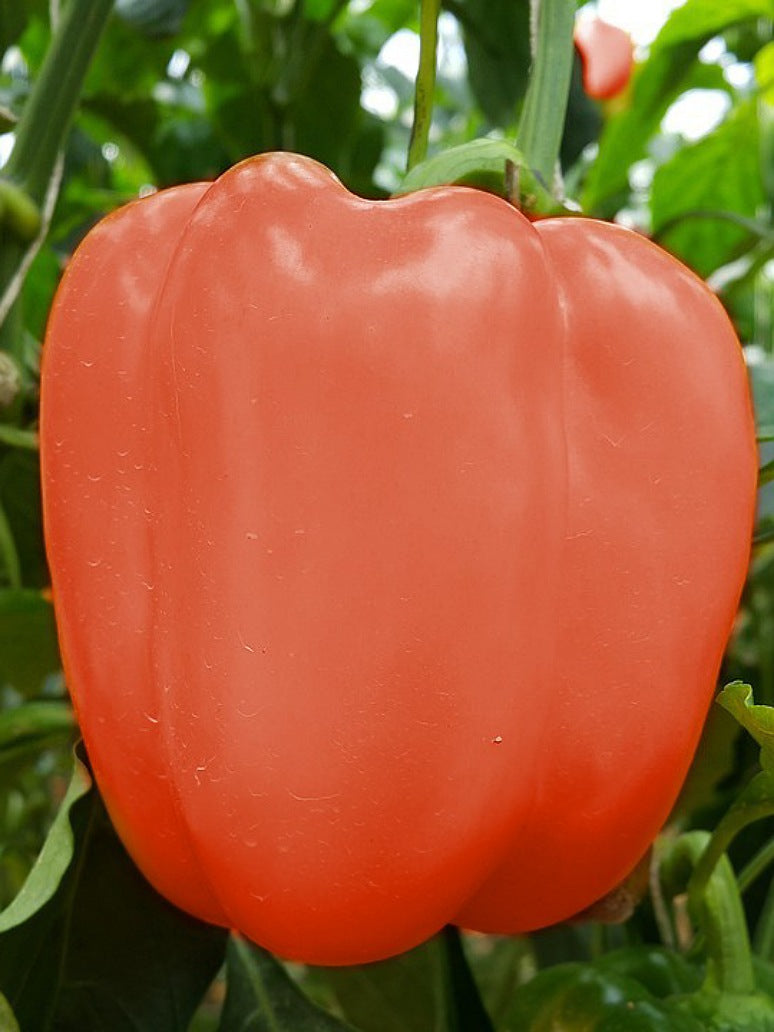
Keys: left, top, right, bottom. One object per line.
{"left": 0, "top": 0, "right": 113, "bottom": 316}
{"left": 739, "top": 834, "right": 774, "bottom": 894}
{"left": 407, "top": 0, "right": 441, "bottom": 171}
{"left": 516, "top": 0, "right": 576, "bottom": 188}
{"left": 666, "top": 831, "right": 755, "bottom": 996}
{"left": 5, "top": 0, "right": 113, "bottom": 205}
{"left": 688, "top": 772, "right": 774, "bottom": 916}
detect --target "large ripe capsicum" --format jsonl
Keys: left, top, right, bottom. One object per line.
{"left": 40, "top": 152, "right": 757, "bottom": 964}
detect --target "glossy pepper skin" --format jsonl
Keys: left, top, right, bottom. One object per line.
{"left": 40, "top": 153, "right": 756, "bottom": 965}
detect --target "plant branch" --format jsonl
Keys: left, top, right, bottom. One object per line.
{"left": 664, "top": 831, "right": 756, "bottom": 996}
{"left": 0, "top": 0, "right": 113, "bottom": 325}
{"left": 407, "top": 0, "right": 441, "bottom": 171}
{"left": 5, "top": 0, "right": 113, "bottom": 206}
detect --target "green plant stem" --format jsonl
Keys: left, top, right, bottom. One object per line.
{"left": 739, "top": 836, "right": 774, "bottom": 894}
{"left": 407, "top": 0, "right": 441, "bottom": 171}
{"left": 0, "top": 500, "right": 21, "bottom": 589}
{"left": 516, "top": 0, "right": 576, "bottom": 188}
{"left": 754, "top": 873, "right": 774, "bottom": 959}
{"left": 0, "top": 0, "right": 113, "bottom": 313}
{"left": 5, "top": 0, "right": 113, "bottom": 205}
{"left": 688, "top": 772, "right": 774, "bottom": 914}
{"left": 665, "top": 831, "right": 755, "bottom": 996}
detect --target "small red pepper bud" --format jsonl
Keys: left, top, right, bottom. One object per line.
{"left": 574, "top": 16, "right": 634, "bottom": 100}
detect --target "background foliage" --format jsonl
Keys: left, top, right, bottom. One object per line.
{"left": 1, "top": 0, "right": 774, "bottom": 1028}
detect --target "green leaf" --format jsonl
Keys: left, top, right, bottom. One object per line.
{"left": 583, "top": 0, "right": 770, "bottom": 216}
{"left": 0, "top": 0, "right": 45, "bottom": 53}
{"left": 560, "top": 53, "right": 603, "bottom": 172}
{"left": 718, "top": 682, "right": 774, "bottom": 770}
{"left": 464, "top": 936, "right": 532, "bottom": 1028}
{"left": 678, "top": 987, "right": 774, "bottom": 1031}
{"left": 320, "top": 938, "right": 442, "bottom": 1032}
{"left": 671, "top": 703, "right": 741, "bottom": 821}
{"left": 594, "top": 946, "right": 702, "bottom": 999}
{"left": 0, "top": 747, "right": 227, "bottom": 1030}
{"left": 0, "top": 452, "right": 48, "bottom": 589}
{"left": 0, "top": 701, "right": 74, "bottom": 768}
{"left": 83, "top": 9, "right": 173, "bottom": 100}
{"left": 289, "top": 28, "right": 372, "bottom": 184}
{"left": 454, "top": 0, "right": 531, "bottom": 128}
{"left": 338, "top": 0, "right": 417, "bottom": 56}
{"left": 0, "top": 427, "right": 38, "bottom": 451}
{"left": 395, "top": 137, "right": 523, "bottom": 194}
{"left": 394, "top": 138, "right": 572, "bottom": 215}
{"left": 319, "top": 929, "right": 493, "bottom": 1032}
{"left": 0, "top": 589, "right": 60, "bottom": 696}
{"left": 115, "top": 0, "right": 191, "bottom": 37}
{"left": 0, "top": 992, "right": 19, "bottom": 1032}
{"left": 755, "top": 40, "right": 774, "bottom": 102}
{"left": 219, "top": 935, "right": 357, "bottom": 1031}
{"left": 501, "top": 963, "right": 705, "bottom": 1031}
{"left": 654, "top": 0, "right": 774, "bottom": 48}
{"left": 438, "top": 927, "right": 496, "bottom": 1032}
{"left": 303, "top": 0, "right": 342, "bottom": 20}
{"left": 651, "top": 102, "right": 765, "bottom": 276}
{"left": 0, "top": 747, "right": 91, "bottom": 935}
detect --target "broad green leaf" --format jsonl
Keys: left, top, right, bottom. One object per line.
{"left": 0, "top": 1, "right": 28, "bottom": 52}
{"left": 464, "top": 936, "right": 533, "bottom": 1029}
{"left": 219, "top": 936, "right": 356, "bottom": 1031}
{"left": 501, "top": 963, "right": 705, "bottom": 1032}
{"left": 0, "top": 747, "right": 227, "bottom": 1030}
{"left": 671, "top": 703, "right": 741, "bottom": 821}
{"left": 0, "top": 427, "right": 36, "bottom": 451}
{"left": 0, "top": 452, "right": 48, "bottom": 589}
{"left": 438, "top": 927, "right": 496, "bottom": 1032}
{"left": 678, "top": 986, "right": 774, "bottom": 1031}
{"left": 290, "top": 30, "right": 369, "bottom": 180}
{"left": 321, "top": 940, "right": 439, "bottom": 1032}
{"left": 0, "top": 0, "right": 45, "bottom": 53}
{"left": 755, "top": 40, "right": 774, "bottom": 101}
{"left": 0, "top": 993, "right": 19, "bottom": 1032}
{"left": 651, "top": 101, "right": 765, "bottom": 277}
{"left": 0, "top": 589, "right": 60, "bottom": 696}
{"left": 654, "top": 0, "right": 774, "bottom": 48}
{"left": 0, "top": 700, "right": 74, "bottom": 768}
{"left": 594, "top": 946, "right": 702, "bottom": 998}
{"left": 751, "top": 360, "right": 774, "bottom": 436}
{"left": 583, "top": 0, "right": 767, "bottom": 216}
{"left": 718, "top": 681, "right": 774, "bottom": 770}
{"left": 757, "top": 68, "right": 774, "bottom": 206}
{"left": 455, "top": 0, "right": 531, "bottom": 128}
{"left": 304, "top": 0, "right": 341, "bottom": 20}
{"left": 0, "top": 747, "right": 91, "bottom": 934}
{"left": 394, "top": 138, "right": 572, "bottom": 215}
{"left": 560, "top": 53, "right": 603, "bottom": 172}
{"left": 116, "top": 0, "right": 190, "bottom": 36}
{"left": 364, "top": 0, "right": 417, "bottom": 34}
{"left": 320, "top": 929, "right": 493, "bottom": 1032}
{"left": 83, "top": 9, "right": 174, "bottom": 100}
{"left": 338, "top": 0, "right": 417, "bottom": 56}
{"left": 396, "top": 137, "right": 525, "bottom": 194}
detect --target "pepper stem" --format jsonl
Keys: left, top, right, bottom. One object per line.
{"left": 407, "top": 0, "right": 441, "bottom": 171}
